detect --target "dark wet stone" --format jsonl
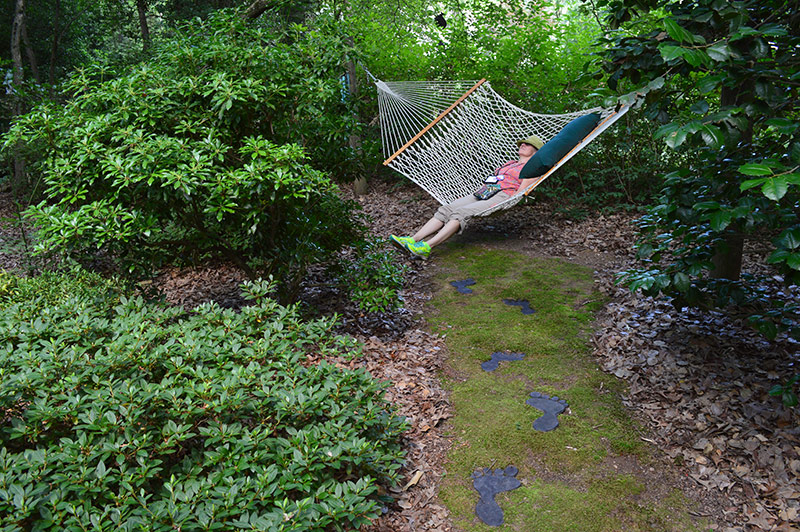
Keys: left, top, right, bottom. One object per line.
{"left": 481, "top": 351, "right": 525, "bottom": 372}
{"left": 503, "top": 298, "right": 535, "bottom": 314}
{"left": 450, "top": 278, "right": 476, "bottom": 294}
{"left": 526, "top": 391, "right": 569, "bottom": 432}
{"left": 471, "top": 465, "right": 521, "bottom": 526}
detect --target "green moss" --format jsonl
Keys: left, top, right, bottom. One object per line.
{"left": 428, "top": 245, "right": 709, "bottom": 531}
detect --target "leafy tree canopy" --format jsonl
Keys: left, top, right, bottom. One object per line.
{"left": 344, "top": 0, "right": 607, "bottom": 112}
{"left": 595, "top": 0, "right": 800, "bottom": 338}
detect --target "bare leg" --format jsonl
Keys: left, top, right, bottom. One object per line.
{"left": 412, "top": 217, "right": 444, "bottom": 241}
{"left": 426, "top": 219, "right": 460, "bottom": 248}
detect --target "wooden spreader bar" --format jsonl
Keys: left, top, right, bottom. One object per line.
{"left": 382, "top": 79, "right": 487, "bottom": 166}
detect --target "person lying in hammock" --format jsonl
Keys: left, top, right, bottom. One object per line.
{"left": 390, "top": 134, "right": 544, "bottom": 259}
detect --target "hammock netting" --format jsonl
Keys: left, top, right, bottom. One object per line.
{"left": 376, "top": 78, "right": 630, "bottom": 216}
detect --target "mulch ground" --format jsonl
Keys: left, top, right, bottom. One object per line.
{"left": 2, "top": 182, "right": 798, "bottom": 532}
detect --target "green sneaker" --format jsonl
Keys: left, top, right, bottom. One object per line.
{"left": 403, "top": 240, "right": 431, "bottom": 259}
{"left": 389, "top": 235, "right": 415, "bottom": 251}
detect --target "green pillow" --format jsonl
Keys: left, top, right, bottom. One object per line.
{"left": 519, "top": 113, "right": 602, "bottom": 180}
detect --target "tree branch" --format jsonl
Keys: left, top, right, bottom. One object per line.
{"left": 242, "top": 0, "right": 277, "bottom": 19}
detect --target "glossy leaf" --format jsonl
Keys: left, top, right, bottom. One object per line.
{"left": 738, "top": 164, "right": 774, "bottom": 176}
{"left": 761, "top": 176, "right": 789, "bottom": 201}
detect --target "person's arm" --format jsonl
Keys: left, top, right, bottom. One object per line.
{"left": 515, "top": 177, "right": 538, "bottom": 196}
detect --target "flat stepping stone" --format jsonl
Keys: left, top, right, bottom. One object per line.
{"left": 471, "top": 465, "right": 521, "bottom": 526}
{"left": 481, "top": 351, "right": 525, "bottom": 372}
{"left": 503, "top": 298, "right": 535, "bottom": 314}
{"left": 450, "top": 278, "right": 476, "bottom": 294}
{"left": 526, "top": 392, "right": 568, "bottom": 432}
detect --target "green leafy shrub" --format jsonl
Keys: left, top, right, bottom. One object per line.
{"left": 0, "top": 273, "right": 407, "bottom": 531}
{"left": 334, "top": 238, "right": 408, "bottom": 313}
{"left": 536, "top": 112, "right": 674, "bottom": 211}
{"left": 769, "top": 374, "right": 799, "bottom": 408}
{"left": 0, "top": 267, "right": 121, "bottom": 314}
{"left": 597, "top": 0, "right": 800, "bottom": 342}
{"left": 2, "top": 11, "right": 370, "bottom": 304}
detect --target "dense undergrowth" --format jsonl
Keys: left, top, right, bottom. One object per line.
{"left": 0, "top": 270, "right": 407, "bottom": 531}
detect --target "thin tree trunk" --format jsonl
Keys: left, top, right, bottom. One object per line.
{"left": 710, "top": 229, "right": 744, "bottom": 281}
{"left": 11, "top": 0, "right": 24, "bottom": 106}
{"left": 243, "top": 0, "right": 273, "bottom": 19}
{"left": 710, "top": 85, "right": 754, "bottom": 281}
{"left": 20, "top": 17, "right": 40, "bottom": 84}
{"left": 137, "top": 0, "right": 151, "bottom": 51}
{"left": 49, "top": 0, "right": 61, "bottom": 92}
{"left": 345, "top": 50, "right": 367, "bottom": 195}
{"left": 11, "top": 0, "right": 27, "bottom": 192}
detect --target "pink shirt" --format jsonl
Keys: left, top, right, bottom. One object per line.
{"left": 494, "top": 161, "right": 526, "bottom": 194}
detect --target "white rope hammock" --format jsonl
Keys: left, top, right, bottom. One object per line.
{"left": 375, "top": 78, "right": 631, "bottom": 217}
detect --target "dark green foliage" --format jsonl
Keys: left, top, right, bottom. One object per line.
{"left": 535, "top": 115, "right": 667, "bottom": 210}
{"left": 2, "top": 11, "right": 381, "bottom": 304}
{"left": 0, "top": 273, "right": 407, "bottom": 531}
{"left": 0, "top": 267, "right": 121, "bottom": 312}
{"left": 769, "top": 375, "right": 800, "bottom": 408}
{"left": 334, "top": 238, "right": 408, "bottom": 313}
{"left": 595, "top": 0, "right": 800, "bottom": 340}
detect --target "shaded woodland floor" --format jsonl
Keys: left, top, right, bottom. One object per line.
{"left": 1, "top": 182, "right": 798, "bottom": 531}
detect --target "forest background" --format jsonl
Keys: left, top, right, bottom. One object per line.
{"left": 0, "top": 0, "right": 798, "bottom": 529}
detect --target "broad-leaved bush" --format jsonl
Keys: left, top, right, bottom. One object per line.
{"left": 0, "top": 273, "right": 407, "bottom": 530}
{"left": 2, "top": 11, "right": 374, "bottom": 304}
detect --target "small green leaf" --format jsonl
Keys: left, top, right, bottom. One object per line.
{"left": 738, "top": 163, "right": 773, "bottom": 176}
{"left": 655, "top": 123, "right": 680, "bottom": 139}
{"left": 776, "top": 227, "right": 800, "bottom": 250}
{"left": 790, "top": 142, "right": 800, "bottom": 163}
{"left": 647, "top": 76, "right": 665, "bottom": 90}
{"left": 658, "top": 45, "right": 685, "bottom": 62}
{"left": 690, "top": 101, "right": 709, "bottom": 115}
{"left": 710, "top": 210, "right": 732, "bottom": 231}
{"left": 684, "top": 49, "right": 711, "bottom": 67}
{"left": 664, "top": 18, "right": 696, "bottom": 44}
{"left": 783, "top": 391, "right": 798, "bottom": 407}
{"left": 96, "top": 460, "right": 107, "bottom": 479}
{"left": 740, "top": 178, "right": 767, "bottom": 191}
{"left": 699, "top": 124, "right": 723, "bottom": 148}
{"left": 765, "top": 118, "right": 798, "bottom": 134}
{"left": 762, "top": 176, "right": 788, "bottom": 201}
{"left": 706, "top": 42, "right": 731, "bottom": 62}
{"left": 673, "top": 272, "right": 690, "bottom": 292}
{"left": 697, "top": 74, "right": 724, "bottom": 94}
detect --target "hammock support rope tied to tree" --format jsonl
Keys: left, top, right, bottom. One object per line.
{"left": 376, "top": 78, "right": 631, "bottom": 217}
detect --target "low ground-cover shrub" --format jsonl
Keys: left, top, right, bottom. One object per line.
{"left": 0, "top": 273, "right": 407, "bottom": 531}
{"left": 334, "top": 238, "right": 408, "bottom": 314}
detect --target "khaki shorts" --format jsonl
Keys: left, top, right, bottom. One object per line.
{"left": 433, "top": 191, "right": 514, "bottom": 232}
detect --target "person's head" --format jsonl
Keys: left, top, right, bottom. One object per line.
{"left": 517, "top": 134, "right": 543, "bottom": 158}
{"left": 517, "top": 135, "right": 544, "bottom": 150}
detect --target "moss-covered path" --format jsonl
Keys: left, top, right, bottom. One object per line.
{"left": 425, "top": 243, "right": 710, "bottom": 531}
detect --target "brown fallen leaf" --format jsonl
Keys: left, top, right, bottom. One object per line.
{"left": 403, "top": 470, "right": 424, "bottom": 491}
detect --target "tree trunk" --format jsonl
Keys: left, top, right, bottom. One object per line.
{"left": 10, "top": 0, "right": 26, "bottom": 192}
{"left": 137, "top": 0, "right": 151, "bottom": 52}
{"left": 243, "top": 0, "right": 273, "bottom": 19}
{"left": 710, "top": 230, "right": 744, "bottom": 281}
{"left": 20, "top": 16, "right": 40, "bottom": 85}
{"left": 49, "top": 0, "right": 61, "bottom": 92}
{"left": 709, "top": 85, "right": 754, "bottom": 281}
{"left": 11, "top": 0, "right": 24, "bottom": 103}
{"left": 345, "top": 42, "right": 367, "bottom": 195}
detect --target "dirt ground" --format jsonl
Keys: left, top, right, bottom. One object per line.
{"left": 1, "top": 182, "right": 798, "bottom": 532}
